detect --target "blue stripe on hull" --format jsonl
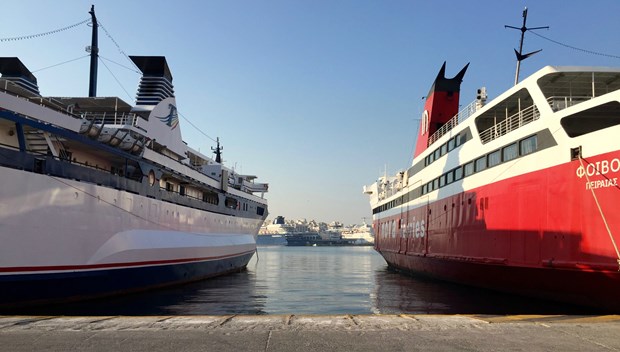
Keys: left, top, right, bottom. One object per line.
{"left": 0, "top": 252, "right": 255, "bottom": 308}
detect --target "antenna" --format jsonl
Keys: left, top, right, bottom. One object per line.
{"left": 505, "top": 7, "right": 549, "bottom": 85}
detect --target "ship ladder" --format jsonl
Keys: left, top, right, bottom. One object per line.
{"left": 578, "top": 155, "right": 620, "bottom": 271}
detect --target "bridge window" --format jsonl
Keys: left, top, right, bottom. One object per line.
{"left": 560, "top": 101, "right": 620, "bottom": 137}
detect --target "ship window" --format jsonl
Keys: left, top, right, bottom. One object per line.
{"left": 428, "top": 153, "right": 435, "bottom": 164}
{"left": 520, "top": 135, "right": 538, "bottom": 155}
{"left": 225, "top": 197, "right": 238, "bottom": 209}
{"left": 165, "top": 182, "right": 173, "bottom": 192}
{"left": 440, "top": 143, "right": 447, "bottom": 156}
{"left": 464, "top": 162, "right": 474, "bottom": 177}
{"left": 447, "top": 137, "right": 455, "bottom": 151}
{"left": 434, "top": 148, "right": 441, "bottom": 160}
{"left": 560, "top": 102, "right": 620, "bottom": 137}
{"left": 439, "top": 174, "right": 446, "bottom": 187}
{"left": 422, "top": 184, "right": 427, "bottom": 194}
{"left": 34, "top": 158, "right": 45, "bottom": 174}
{"left": 433, "top": 178, "right": 439, "bottom": 190}
{"left": 488, "top": 150, "right": 501, "bottom": 167}
{"left": 427, "top": 181, "right": 434, "bottom": 192}
{"left": 454, "top": 166, "right": 463, "bottom": 181}
{"left": 446, "top": 170, "right": 454, "bottom": 184}
{"left": 455, "top": 134, "right": 463, "bottom": 147}
{"left": 502, "top": 143, "right": 518, "bottom": 161}
{"left": 202, "top": 191, "right": 219, "bottom": 205}
{"left": 475, "top": 156, "right": 486, "bottom": 172}
{"left": 257, "top": 206, "right": 265, "bottom": 216}
{"left": 179, "top": 185, "right": 186, "bottom": 196}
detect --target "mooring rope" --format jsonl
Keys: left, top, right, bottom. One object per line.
{"left": 578, "top": 154, "right": 620, "bottom": 270}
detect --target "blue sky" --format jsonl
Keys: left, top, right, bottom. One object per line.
{"left": 3, "top": 1, "right": 620, "bottom": 225}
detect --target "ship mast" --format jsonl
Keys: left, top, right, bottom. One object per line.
{"left": 88, "top": 5, "right": 99, "bottom": 97}
{"left": 212, "top": 137, "right": 223, "bottom": 163}
{"left": 505, "top": 7, "right": 548, "bottom": 85}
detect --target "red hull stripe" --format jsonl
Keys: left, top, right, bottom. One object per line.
{"left": 0, "top": 249, "right": 256, "bottom": 274}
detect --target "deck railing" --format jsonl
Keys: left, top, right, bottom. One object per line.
{"left": 546, "top": 95, "right": 592, "bottom": 112}
{"left": 428, "top": 100, "right": 478, "bottom": 146}
{"left": 479, "top": 104, "right": 540, "bottom": 144}
{"left": 81, "top": 111, "right": 139, "bottom": 126}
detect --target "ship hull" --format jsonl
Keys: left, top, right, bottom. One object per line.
{"left": 0, "top": 251, "right": 254, "bottom": 308}
{"left": 0, "top": 165, "right": 261, "bottom": 307}
{"left": 379, "top": 250, "right": 619, "bottom": 311}
{"left": 256, "top": 234, "right": 287, "bottom": 246}
{"left": 373, "top": 139, "right": 620, "bottom": 311}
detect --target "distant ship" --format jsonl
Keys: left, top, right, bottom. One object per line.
{"left": 257, "top": 216, "right": 289, "bottom": 245}
{"left": 340, "top": 222, "right": 375, "bottom": 246}
{"left": 364, "top": 10, "right": 620, "bottom": 311}
{"left": 258, "top": 216, "right": 321, "bottom": 246}
{"left": 0, "top": 6, "right": 268, "bottom": 307}
{"left": 259, "top": 216, "right": 372, "bottom": 246}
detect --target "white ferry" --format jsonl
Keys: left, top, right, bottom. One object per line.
{"left": 0, "top": 6, "right": 268, "bottom": 307}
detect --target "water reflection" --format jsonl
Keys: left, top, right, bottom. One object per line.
{"left": 371, "top": 266, "right": 599, "bottom": 315}
{"left": 254, "top": 246, "right": 380, "bottom": 314}
{"left": 11, "top": 266, "right": 266, "bottom": 316}
{"left": 5, "top": 246, "right": 601, "bottom": 315}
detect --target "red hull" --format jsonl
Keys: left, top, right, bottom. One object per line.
{"left": 379, "top": 250, "right": 620, "bottom": 311}
{"left": 374, "top": 150, "right": 620, "bottom": 311}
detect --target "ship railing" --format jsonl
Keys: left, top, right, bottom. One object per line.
{"left": 428, "top": 100, "right": 478, "bottom": 146}
{"left": 479, "top": 103, "right": 540, "bottom": 144}
{"left": 80, "top": 111, "right": 140, "bottom": 127}
{"left": 546, "top": 95, "right": 592, "bottom": 112}
{"left": 242, "top": 181, "right": 269, "bottom": 193}
{"left": 377, "top": 181, "right": 403, "bottom": 201}
{"left": 0, "top": 84, "right": 82, "bottom": 119}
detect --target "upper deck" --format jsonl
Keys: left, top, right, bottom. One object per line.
{"left": 368, "top": 66, "right": 620, "bottom": 209}
{"left": 427, "top": 66, "right": 620, "bottom": 150}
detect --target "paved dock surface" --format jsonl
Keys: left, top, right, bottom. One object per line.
{"left": 1, "top": 314, "right": 619, "bottom": 351}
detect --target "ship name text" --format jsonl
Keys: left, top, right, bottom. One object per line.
{"left": 585, "top": 178, "right": 618, "bottom": 190}
{"left": 576, "top": 158, "right": 620, "bottom": 178}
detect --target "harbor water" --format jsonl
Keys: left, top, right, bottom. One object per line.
{"left": 6, "top": 246, "right": 601, "bottom": 316}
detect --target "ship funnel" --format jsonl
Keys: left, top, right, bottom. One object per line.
{"left": 0, "top": 57, "right": 40, "bottom": 96}
{"left": 130, "top": 56, "right": 175, "bottom": 106}
{"left": 413, "top": 62, "right": 468, "bottom": 159}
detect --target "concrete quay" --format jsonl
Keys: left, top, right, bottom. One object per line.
{"left": 1, "top": 314, "right": 619, "bottom": 351}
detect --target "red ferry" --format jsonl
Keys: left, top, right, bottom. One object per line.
{"left": 364, "top": 15, "right": 620, "bottom": 311}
